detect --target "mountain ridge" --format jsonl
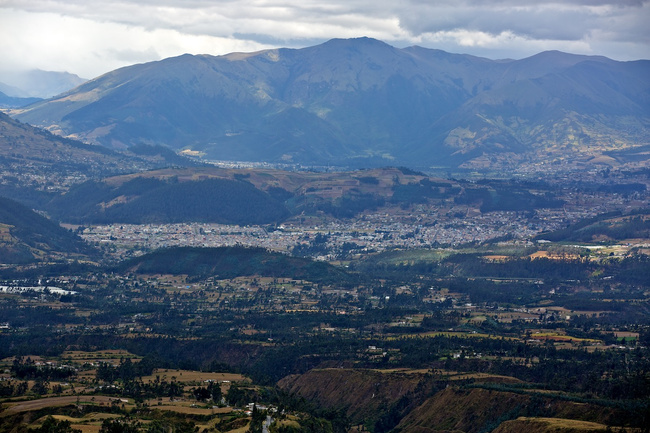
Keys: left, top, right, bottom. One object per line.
{"left": 0, "top": 112, "right": 201, "bottom": 211}
{"left": 12, "top": 38, "right": 650, "bottom": 170}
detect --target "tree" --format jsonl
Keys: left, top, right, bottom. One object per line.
{"left": 99, "top": 418, "right": 141, "bottom": 433}
{"left": 192, "top": 381, "right": 221, "bottom": 402}
{"left": 193, "top": 386, "right": 210, "bottom": 402}
{"left": 145, "top": 420, "right": 197, "bottom": 433}
{"left": 209, "top": 381, "right": 222, "bottom": 402}
{"left": 32, "top": 416, "right": 81, "bottom": 433}
{"left": 96, "top": 362, "right": 116, "bottom": 383}
{"left": 31, "top": 379, "right": 50, "bottom": 395}
{"left": 248, "top": 404, "right": 265, "bottom": 433}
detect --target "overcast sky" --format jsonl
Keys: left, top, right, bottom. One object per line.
{"left": 1, "top": 0, "right": 649, "bottom": 79}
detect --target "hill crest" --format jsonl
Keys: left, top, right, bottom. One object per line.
{"left": 0, "top": 196, "right": 95, "bottom": 264}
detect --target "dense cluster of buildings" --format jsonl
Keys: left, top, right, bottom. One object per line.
{"left": 80, "top": 204, "right": 579, "bottom": 259}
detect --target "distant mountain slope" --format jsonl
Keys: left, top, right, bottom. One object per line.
{"left": 0, "top": 111, "right": 140, "bottom": 178}
{"left": 0, "top": 196, "right": 94, "bottom": 263}
{"left": 534, "top": 210, "right": 650, "bottom": 242}
{"left": 47, "top": 176, "right": 290, "bottom": 225}
{"left": 0, "top": 112, "right": 200, "bottom": 209}
{"left": 420, "top": 57, "right": 650, "bottom": 165}
{"left": 13, "top": 38, "right": 649, "bottom": 169}
{"left": 0, "top": 69, "right": 86, "bottom": 98}
{"left": 42, "top": 166, "right": 411, "bottom": 224}
{"left": 43, "top": 166, "right": 564, "bottom": 226}
{"left": 0, "top": 91, "right": 41, "bottom": 108}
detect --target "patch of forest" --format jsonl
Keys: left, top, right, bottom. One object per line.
{"left": 116, "top": 246, "right": 355, "bottom": 285}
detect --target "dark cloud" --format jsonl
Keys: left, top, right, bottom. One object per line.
{"left": 397, "top": 0, "right": 649, "bottom": 41}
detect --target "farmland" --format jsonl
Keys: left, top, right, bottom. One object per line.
{"left": 0, "top": 169, "right": 648, "bottom": 432}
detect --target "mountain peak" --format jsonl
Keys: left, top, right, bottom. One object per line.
{"left": 324, "top": 36, "right": 385, "bottom": 44}
{"left": 521, "top": 50, "right": 613, "bottom": 66}
{"left": 316, "top": 37, "right": 394, "bottom": 51}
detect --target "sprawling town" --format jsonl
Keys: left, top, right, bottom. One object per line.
{"left": 79, "top": 185, "right": 648, "bottom": 261}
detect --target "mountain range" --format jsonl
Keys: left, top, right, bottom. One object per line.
{"left": 0, "top": 91, "right": 41, "bottom": 109}
{"left": 12, "top": 37, "right": 650, "bottom": 169}
{"left": 0, "top": 69, "right": 86, "bottom": 99}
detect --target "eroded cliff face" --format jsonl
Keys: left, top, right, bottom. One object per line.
{"left": 278, "top": 368, "right": 629, "bottom": 433}
{"left": 491, "top": 417, "right": 632, "bottom": 433}
{"left": 278, "top": 368, "right": 426, "bottom": 425}
{"left": 393, "top": 387, "right": 622, "bottom": 433}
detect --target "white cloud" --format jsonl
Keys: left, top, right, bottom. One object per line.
{"left": 0, "top": 8, "right": 274, "bottom": 78}
{"left": 0, "top": 0, "right": 648, "bottom": 78}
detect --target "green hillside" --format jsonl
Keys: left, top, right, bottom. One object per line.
{"left": 535, "top": 211, "right": 650, "bottom": 242}
{"left": 0, "top": 196, "right": 94, "bottom": 263}
{"left": 0, "top": 112, "right": 201, "bottom": 211}
{"left": 117, "top": 246, "right": 352, "bottom": 284}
